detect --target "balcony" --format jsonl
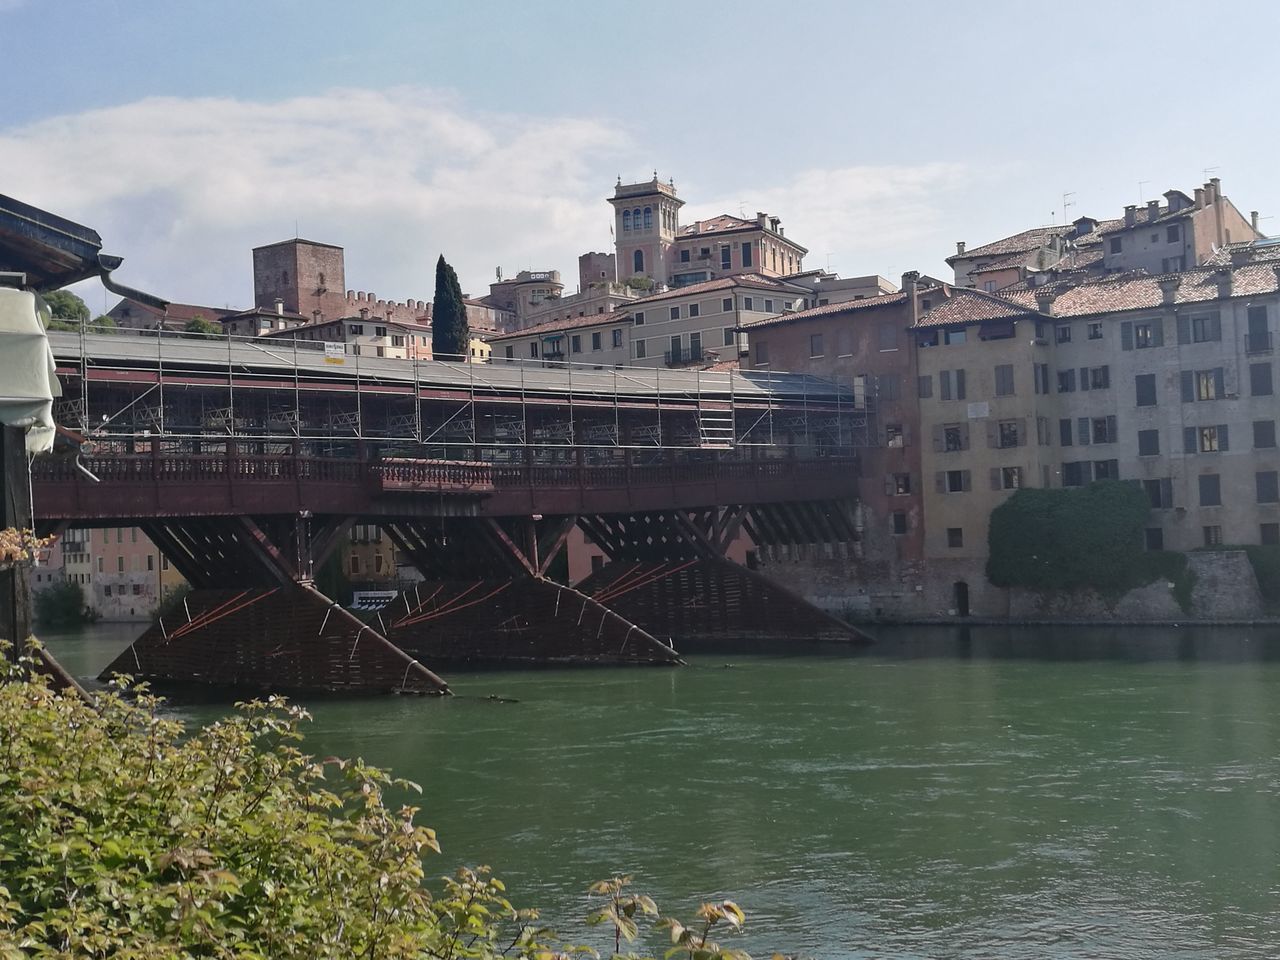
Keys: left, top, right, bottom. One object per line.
{"left": 664, "top": 346, "right": 704, "bottom": 368}
{"left": 1246, "top": 331, "right": 1273, "bottom": 354}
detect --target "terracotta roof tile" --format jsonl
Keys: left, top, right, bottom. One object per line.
{"left": 741, "top": 292, "right": 909, "bottom": 330}
{"left": 914, "top": 288, "right": 1038, "bottom": 328}
{"left": 629, "top": 273, "right": 803, "bottom": 305}
{"left": 488, "top": 309, "right": 631, "bottom": 341}
{"left": 679, "top": 214, "right": 754, "bottom": 236}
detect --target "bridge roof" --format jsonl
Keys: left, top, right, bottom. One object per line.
{"left": 49, "top": 330, "right": 852, "bottom": 407}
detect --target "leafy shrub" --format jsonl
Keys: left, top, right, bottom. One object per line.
{"left": 32, "top": 580, "right": 88, "bottom": 626}
{"left": 1243, "top": 545, "right": 1280, "bottom": 614}
{"left": 987, "top": 480, "right": 1153, "bottom": 594}
{"left": 0, "top": 657, "right": 767, "bottom": 959}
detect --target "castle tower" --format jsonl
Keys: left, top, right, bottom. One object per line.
{"left": 252, "top": 239, "right": 348, "bottom": 321}
{"left": 609, "top": 173, "right": 684, "bottom": 286}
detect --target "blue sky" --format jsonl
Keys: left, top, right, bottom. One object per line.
{"left": 4, "top": 0, "right": 1278, "bottom": 312}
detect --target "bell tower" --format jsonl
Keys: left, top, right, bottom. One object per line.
{"left": 609, "top": 172, "right": 684, "bottom": 286}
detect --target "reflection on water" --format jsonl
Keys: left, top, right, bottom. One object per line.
{"left": 38, "top": 622, "right": 1280, "bottom": 958}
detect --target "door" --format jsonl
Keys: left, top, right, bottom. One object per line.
{"left": 689, "top": 332, "right": 702, "bottom": 362}
{"left": 954, "top": 581, "right": 970, "bottom": 617}
{"left": 669, "top": 335, "right": 682, "bottom": 364}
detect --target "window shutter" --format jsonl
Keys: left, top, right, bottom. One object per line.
{"left": 1060, "top": 419, "right": 1073, "bottom": 446}
{"left": 1209, "top": 313, "right": 1222, "bottom": 341}
{"left": 956, "top": 369, "right": 966, "bottom": 400}
{"left": 960, "top": 423, "right": 971, "bottom": 450}
{"left": 918, "top": 375, "right": 932, "bottom": 399}
{"left": 1184, "top": 427, "right": 1197, "bottom": 453}
{"left": 1106, "top": 415, "right": 1117, "bottom": 443}
{"left": 935, "top": 471, "right": 946, "bottom": 494}
{"left": 1161, "top": 478, "right": 1174, "bottom": 507}
{"left": 1121, "top": 321, "right": 1134, "bottom": 350}
{"left": 1019, "top": 418, "right": 1029, "bottom": 445}
{"left": 902, "top": 423, "right": 912, "bottom": 446}
{"left": 1080, "top": 367, "right": 1090, "bottom": 391}
{"left": 884, "top": 475, "right": 896, "bottom": 496}
{"left": 940, "top": 370, "right": 952, "bottom": 401}
{"left": 1099, "top": 366, "right": 1110, "bottom": 389}
{"left": 961, "top": 470, "right": 972, "bottom": 492}
{"left": 1177, "top": 315, "right": 1191, "bottom": 344}
{"left": 990, "top": 467, "right": 1002, "bottom": 491}
{"left": 932, "top": 424, "right": 945, "bottom": 452}
{"left": 1151, "top": 318, "right": 1165, "bottom": 346}
{"left": 1181, "top": 371, "right": 1194, "bottom": 403}
{"left": 986, "top": 421, "right": 999, "bottom": 448}
{"left": 1078, "top": 418, "right": 1090, "bottom": 445}
{"left": 1214, "top": 367, "right": 1225, "bottom": 397}
{"left": 1219, "top": 424, "right": 1229, "bottom": 451}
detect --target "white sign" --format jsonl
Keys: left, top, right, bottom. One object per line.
{"left": 966, "top": 401, "right": 990, "bottom": 420}
{"left": 323, "top": 341, "right": 346, "bottom": 365}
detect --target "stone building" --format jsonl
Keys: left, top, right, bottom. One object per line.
{"left": 488, "top": 309, "right": 632, "bottom": 368}
{"left": 105, "top": 299, "right": 237, "bottom": 333}
{"left": 913, "top": 252, "right": 1280, "bottom": 616}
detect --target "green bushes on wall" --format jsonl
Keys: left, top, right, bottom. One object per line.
{"left": 1243, "top": 545, "right": 1280, "bottom": 613}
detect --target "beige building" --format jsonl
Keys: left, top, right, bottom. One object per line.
{"left": 489, "top": 309, "right": 633, "bottom": 367}
{"left": 914, "top": 250, "right": 1280, "bottom": 616}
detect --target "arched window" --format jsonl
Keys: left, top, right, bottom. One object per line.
{"left": 623, "top": 210, "right": 631, "bottom": 232}
{"left": 633, "top": 207, "right": 642, "bottom": 229}
{"left": 633, "top": 250, "right": 645, "bottom": 274}
{"left": 643, "top": 206, "right": 653, "bottom": 230}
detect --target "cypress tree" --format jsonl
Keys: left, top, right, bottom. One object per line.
{"left": 431, "top": 254, "right": 469, "bottom": 361}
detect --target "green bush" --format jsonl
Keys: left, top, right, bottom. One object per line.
{"left": 986, "top": 480, "right": 1153, "bottom": 595}
{"left": 1243, "top": 545, "right": 1280, "bottom": 614}
{"left": 0, "top": 657, "right": 761, "bottom": 959}
{"left": 32, "top": 580, "right": 88, "bottom": 626}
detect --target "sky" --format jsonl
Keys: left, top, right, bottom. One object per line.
{"left": 3, "top": 0, "right": 1279, "bottom": 314}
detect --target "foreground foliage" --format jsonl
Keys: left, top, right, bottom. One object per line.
{"left": 0, "top": 657, "right": 776, "bottom": 959}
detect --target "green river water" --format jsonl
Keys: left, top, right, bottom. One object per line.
{"left": 40, "top": 622, "right": 1280, "bottom": 958}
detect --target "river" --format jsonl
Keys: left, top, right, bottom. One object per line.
{"left": 39, "top": 622, "right": 1280, "bottom": 958}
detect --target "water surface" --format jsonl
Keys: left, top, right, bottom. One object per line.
{"left": 42, "top": 623, "right": 1280, "bottom": 958}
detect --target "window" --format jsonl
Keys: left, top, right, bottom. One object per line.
{"left": 877, "top": 375, "right": 900, "bottom": 401}
{"left": 633, "top": 250, "right": 644, "bottom": 274}
{"left": 1145, "top": 528, "right": 1164, "bottom": 551}
{"left": 374, "top": 326, "right": 387, "bottom": 338}
{"left": 1196, "top": 369, "right": 1218, "bottom": 400}
{"left": 1134, "top": 322, "right": 1157, "bottom": 347}
{"left": 810, "top": 334, "right": 824, "bottom": 357}
{"left": 104, "top": 585, "right": 112, "bottom": 598}
{"left": 1034, "top": 363, "right": 1050, "bottom": 395}
{"left": 622, "top": 210, "right": 631, "bottom": 232}
{"left": 348, "top": 324, "right": 364, "bottom": 335}
{"left": 886, "top": 424, "right": 904, "bottom": 447}
{"left": 1091, "top": 416, "right": 1117, "bottom": 444}
{"left": 1138, "top": 429, "right": 1160, "bottom": 456}
{"left": 1001, "top": 466, "right": 1023, "bottom": 490}
{"left": 939, "top": 369, "right": 966, "bottom": 401}
{"left": 1135, "top": 374, "right": 1157, "bottom": 406}
{"left": 943, "top": 424, "right": 966, "bottom": 452}
{"left": 892, "top": 512, "right": 908, "bottom": 535}
{"left": 721, "top": 297, "right": 733, "bottom": 312}
{"left": 689, "top": 303, "right": 700, "bottom": 318}
{"left": 1167, "top": 224, "right": 1181, "bottom": 243}
{"left": 504, "top": 345, "right": 514, "bottom": 359}
{"left": 1088, "top": 322, "right": 1103, "bottom": 340}
{"left": 591, "top": 332, "right": 602, "bottom": 351}
{"left": 1058, "top": 369, "right": 1077, "bottom": 393}
{"left": 1204, "top": 525, "right": 1223, "bottom": 547}
{"left": 946, "top": 527, "right": 964, "bottom": 548}
{"left": 1055, "top": 324, "right": 1072, "bottom": 343}
{"left": 1263, "top": 523, "right": 1280, "bottom": 545}
{"left": 375, "top": 346, "right": 385, "bottom": 358}
{"left": 571, "top": 335, "right": 581, "bottom": 354}
{"left": 1191, "top": 314, "right": 1220, "bottom": 343}
{"left": 117, "top": 557, "right": 124, "bottom": 572}
{"left": 1162, "top": 256, "right": 1185, "bottom": 273}
{"left": 998, "top": 420, "right": 1020, "bottom": 448}
{"left": 1109, "top": 237, "right": 1122, "bottom": 254}
{"left": 1199, "top": 474, "right": 1221, "bottom": 506}
{"left": 983, "top": 280, "right": 996, "bottom": 292}
{"left": 1143, "top": 478, "right": 1174, "bottom": 508}
{"left": 1250, "top": 362, "right": 1273, "bottom": 396}
{"left": 918, "top": 375, "right": 933, "bottom": 399}
{"left": 680, "top": 249, "right": 690, "bottom": 262}
{"left": 634, "top": 311, "right": 645, "bottom": 326}
{"left": 743, "top": 297, "right": 754, "bottom": 311}
{"left": 994, "top": 364, "right": 1015, "bottom": 397}
{"left": 392, "top": 335, "right": 405, "bottom": 347}
{"left": 721, "top": 247, "right": 731, "bottom": 270}
{"left": 612, "top": 329, "right": 623, "bottom": 348}
{"left": 529, "top": 342, "right": 538, "bottom": 358}
{"left": 1258, "top": 471, "right": 1280, "bottom": 503}
{"left": 1255, "top": 420, "right": 1277, "bottom": 448}
{"left": 742, "top": 242, "right": 753, "bottom": 268}
{"left": 146, "top": 555, "right": 154, "bottom": 572}
{"left": 670, "top": 306, "right": 681, "bottom": 321}
{"left": 892, "top": 473, "right": 911, "bottom": 495}
{"left": 1090, "top": 366, "right": 1111, "bottom": 389}
{"left": 1200, "top": 426, "right": 1221, "bottom": 452}
{"left": 763, "top": 299, "right": 773, "bottom": 313}
{"left": 1093, "top": 459, "right": 1120, "bottom": 480}
{"left": 753, "top": 341, "right": 768, "bottom": 366}
{"left": 944, "top": 328, "right": 966, "bottom": 345}
{"left": 723, "top": 328, "right": 735, "bottom": 346}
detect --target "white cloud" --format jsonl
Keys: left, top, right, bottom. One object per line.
{"left": 0, "top": 87, "right": 976, "bottom": 309}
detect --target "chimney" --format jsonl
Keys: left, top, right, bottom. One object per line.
{"left": 901, "top": 270, "right": 921, "bottom": 325}
{"left": 274, "top": 298, "right": 284, "bottom": 316}
{"left": 312, "top": 310, "right": 321, "bottom": 323}
{"left": 359, "top": 307, "right": 370, "bottom": 320}
{"left": 1231, "top": 246, "right": 1253, "bottom": 268}
{"left": 1252, "top": 211, "right": 1260, "bottom": 232}
{"left": 1158, "top": 276, "right": 1181, "bottom": 305}
{"left": 1210, "top": 177, "right": 1221, "bottom": 202}
{"left": 1214, "top": 267, "right": 1233, "bottom": 299}
{"left": 956, "top": 241, "right": 966, "bottom": 256}
{"left": 1147, "top": 199, "right": 1160, "bottom": 223}
{"left": 1194, "top": 188, "right": 1205, "bottom": 210}
{"left": 756, "top": 212, "right": 768, "bottom": 228}
{"left": 1034, "top": 289, "right": 1057, "bottom": 316}
{"left": 1124, "top": 205, "right": 1137, "bottom": 227}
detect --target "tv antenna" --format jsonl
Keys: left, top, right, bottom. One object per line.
{"left": 1138, "top": 180, "right": 1150, "bottom": 203}
{"left": 1062, "top": 191, "right": 1076, "bottom": 226}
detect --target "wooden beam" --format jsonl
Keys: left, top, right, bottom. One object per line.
{"left": 536, "top": 516, "right": 578, "bottom": 577}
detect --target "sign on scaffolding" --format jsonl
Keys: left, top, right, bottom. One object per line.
{"left": 323, "top": 342, "right": 345, "bottom": 365}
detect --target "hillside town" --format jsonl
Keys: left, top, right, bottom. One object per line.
{"left": 35, "top": 172, "right": 1277, "bottom": 622}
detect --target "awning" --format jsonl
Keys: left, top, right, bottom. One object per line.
{"left": 0, "top": 288, "right": 60, "bottom": 453}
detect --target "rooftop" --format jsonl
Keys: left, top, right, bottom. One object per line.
{"left": 741, "top": 292, "right": 909, "bottom": 331}
{"left": 487, "top": 309, "right": 631, "bottom": 341}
